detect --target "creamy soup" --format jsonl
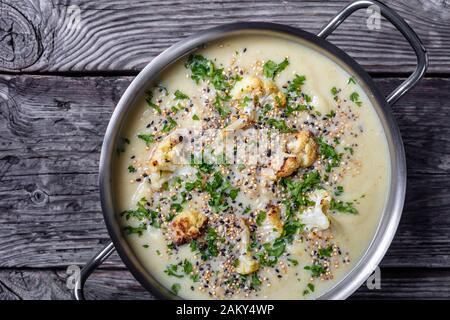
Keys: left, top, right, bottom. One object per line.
{"left": 113, "top": 34, "right": 390, "bottom": 299}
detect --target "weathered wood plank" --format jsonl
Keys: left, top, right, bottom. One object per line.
{"left": 352, "top": 268, "right": 450, "bottom": 300}
{"left": 0, "top": 268, "right": 449, "bottom": 300}
{"left": 0, "top": 75, "right": 449, "bottom": 270}
{"left": 0, "top": 0, "right": 449, "bottom": 74}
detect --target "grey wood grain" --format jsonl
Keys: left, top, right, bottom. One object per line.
{"left": 0, "top": 268, "right": 448, "bottom": 300}
{"left": 0, "top": 75, "right": 449, "bottom": 272}
{"left": 0, "top": 0, "right": 448, "bottom": 73}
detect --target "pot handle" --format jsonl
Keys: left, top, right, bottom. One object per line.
{"left": 73, "top": 242, "right": 116, "bottom": 300}
{"left": 317, "top": 0, "right": 428, "bottom": 106}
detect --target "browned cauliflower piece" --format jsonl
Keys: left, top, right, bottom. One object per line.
{"left": 146, "top": 132, "right": 184, "bottom": 189}
{"left": 149, "top": 133, "right": 183, "bottom": 172}
{"left": 226, "top": 76, "right": 287, "bottom": 133}
{"left": 264, "top": 81, "right": 286, "bottom": 108}
{"left": 235, "top": 218, "right": 260, "bottom": 275}
{"left": 257, "top": 205, "right": 284, "bottom": 243}
{"left": 170, "top": 209, "right": 208, "bottom": 246}
{"left": 276, "top": 131, "right": 318, "bottom": 178}
{"left": 231, "top": 76, "right": 264, "bottom": 100}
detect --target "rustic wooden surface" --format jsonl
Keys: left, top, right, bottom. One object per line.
{"left": 0, "top": 0, "right": 449, "bottom": 300}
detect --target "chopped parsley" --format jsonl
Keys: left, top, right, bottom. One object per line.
{"left": 185, "top": 173, "right": 203, "bottom": 191}
{"left": 213, "top": 94, "right": 232, "bottom": 118}
{"left": 325, "top": 110, "right": 336, "bottom": 119}
{"left": 285, "top": 104, "right": 308, "bottom": 116}
{"left": 348, "top": 76, "right": 356, "bottom": 85}
{"left": 185, "top": 55, "right": 215, "bottom": 84}
{"left": 330, "top": 86, "right": 340, "bottom": 101}
{"left": 256, "top": 211, "right": 267, "bottom": 226}
{"left": 318, "top": 245, "right": 334, "bottom": 258}
{"left": 331, "top": 87, "right": 338, "bottom": 96}
{"left": 329, "top": 199, "right": 358, "bottom": 214}
{"left": 123, "top": 223, "right": 147, "bottom": 236}
{"left": 287, "top": 74, "right": 306, "bottom": 93}
{"left": 303, "top": 283, "right": 315, "bottom": 295}
{"left": 334, "top": 185, "right": 344, "bottom": 196}
{"left": 164, "top": 264, "right": 184, "bottom": 278}
{"left": 162, "top": 116, "right": 177, "bottom": 133}
{"left": 263, "top": 58, "right": 289, "bottom": 79}
{"left": 317, "top": 137, "right": 342, "bottom": 172}
{"left": 192, "top": 114, "right": 200, "bottom": 120}
{"left": 174, "top": 89, "right": 189, "bottom": 100}
{"left": 281, "top": 170, "right": 321, "bottom": 207}
{"left": 121, "top": 198, "right": 160, "bottom": 228}
{"left": 251, "top": 273, "right": 262, "bottom": 288}
{"left": 287, "top": 258, "right": 299, "bottom": 266}
{"left": 145, "top": 90, "right": 162, "bottom": 114}
{"left": 185, "top": 54, "right": 230, "bottom": 91}
{"left": 171, "top": 283, "right": 181, "bottom": 295}
{"left": 257, "top": 238, "right": 286, "bottom": 267}
{"left": 183, "top": 259, "right": 193, "bottom": 274}
{"left": 204, "top": 171, "right": 239, "bottom": 212}
{"left": 127, "top": 165, "right": 136, "bottom": 173}
{"left": 266, "top": 118, "right": 293, "bottom": 133}
{"left": 304, "top": 264, "right": 326, "bottom": 278}
{"left": 344, "top": 146, "right": 354, "bottom": 155}
{"left": 349, "top": 92, "right": 362, "bottom": 107}
{"left": 170, "top": 202, "right": 183, "bottom": 213}
{"left": 189, "top": 239, "right": 198, "bottom": 252}
{"left": 260, "top": 103, "right": 272, "bottom": 119}
{"left": 137, "top": 133, "right": 155, "bottom": 147}
{"left": 200, "top": 227, "right": 220, "bottom": 260}
{"left": 281, "top": 219, "right": 303, "bottom": 243}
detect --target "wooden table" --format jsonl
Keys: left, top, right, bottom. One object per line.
{"left": 0, "top": 0, "right": 449, "bottom": 300}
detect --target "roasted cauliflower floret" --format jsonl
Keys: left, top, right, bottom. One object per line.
{"left": 147, "top": 133, "right": 184, "bottom": 189}
{"left": 236, "top": 254, "right": 260, "bottom": 275}
{"left": 231, "top": 76, "right": 264, "bottom": 100}
{"left": 235, "top": 219, "right": 260, "bottom": 275}
{"left": 226, "top": 76, "right": 287, "bottom": 132}
{"left": 170, "top": 208, "right": 208, "bottom": 246}
{"left": 257, "top": 205, "right": 284, "bottom": 243}
{"left": 264, "top": 81, "right": 286, "bottom": 108}
{"left": 231, "top": 76, "right": 286, "bottom": 108}
{"left": 275, "top": 131, "right": 318, "bottom": 178}
{"left": 149, "top": 133, "right": 183, "bottom": 172}
{"left": 299, "top": 189, "right": 331, "bottom": 231}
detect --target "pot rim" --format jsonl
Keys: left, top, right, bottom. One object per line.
{"left": 99, "top": 22, "right": 406, "bottom": 300}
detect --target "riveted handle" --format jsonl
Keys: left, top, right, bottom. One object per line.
{"left": 318, "top": 0, "right": 428, "bottom": 105}
{"left": 74, "top": 242, "right": 116, "bottom": 300}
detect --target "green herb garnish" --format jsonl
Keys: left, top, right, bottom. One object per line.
{"left": 165, "top": 264, "right": 184, "bottom": 278}
{"left": 334, "top": 186, "right": 344, "bottom": 196}
{"left": 123, "top": 223, "right": 147, "bottom": 236}
{"left": 145, "top": 90, "right": 162, "bottom": 114}
{"left": 174, "top": 90, "right": 189, "bottom": 100}
{"left": 318, "top": 245, "right": 334, "bottom": 258}
{"left": 263, "top": 58, "right": 289, "bottom": 79}
{"left": 266, "top": 118, "right": 293, "bottom": 133}
{"left": 348, "top": 76, "right": 356, "bottom": 85}
{"left": 162, "top": 116, "right": 177, "bottom": 133}
{"left": 329, "top": 199, "right": 358, "bottom": 214}
{"left": 317, "top": 137, "right": 342, "bottom": 172}
{"left": 171, "top": 283, "right": 181, "bottom": 295}
{"left": 256, "top": 211, "right": 267, "bottom": 226}
{"left": 137, "top": 133, "right": 155, "bottom": 147}
{"left": 349, "top": 92, "right": 362, "bottom": 107}
{"left": 304, "top": 264, "right": 326, "bottom": 278}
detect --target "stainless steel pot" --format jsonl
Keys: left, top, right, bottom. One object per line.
{"left": 74, "top": 0, "right": 427, "bottom": 300}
